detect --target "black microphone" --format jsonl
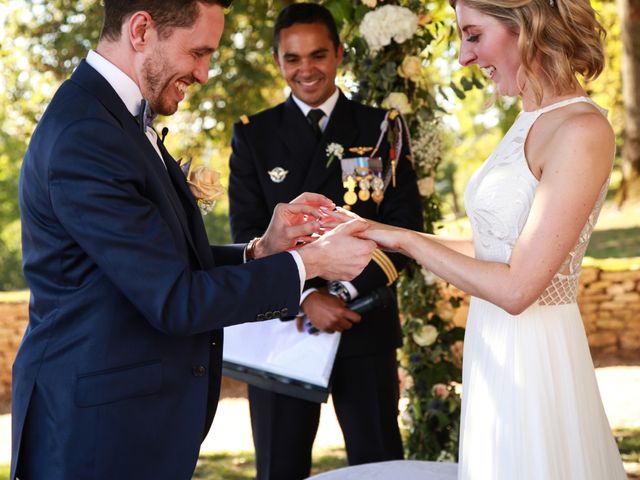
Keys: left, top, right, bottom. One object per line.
{"left": 346, "top": 286, "right": 394, "bottom": 314}
{"left": 160, "top": 127, "right": 169, "bottom": 144}
{"left": 304, "top": 286, "right": 395, "bottom": 334}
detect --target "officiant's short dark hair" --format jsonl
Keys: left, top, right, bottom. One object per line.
{"left": 273, "top": 3, "right": 340, "bottom": 54}
{"left": 100, "top": 0, "right": 233, "bottom": 41}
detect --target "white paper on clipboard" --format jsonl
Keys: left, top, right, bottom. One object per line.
{"left": 223, "top": 318, "right": 341, "bottom": 388}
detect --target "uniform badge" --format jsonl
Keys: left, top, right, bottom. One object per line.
{"left": 267, "top": 167, "right": 289, "bottom": 183}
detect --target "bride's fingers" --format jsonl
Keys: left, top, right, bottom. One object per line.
{"left": 318, "top": 221, "right": 342, "bottom": 229}
{"left": 327, "top": 208, "right": 360, "bottom": 222}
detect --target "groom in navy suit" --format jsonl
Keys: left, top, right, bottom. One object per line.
{"left": 11, "top": 1, "right": 376, "bottom": 479}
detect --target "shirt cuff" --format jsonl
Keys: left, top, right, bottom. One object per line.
{"left": 288, "top": 250, "right": 306, "bottom": 297}
{"left": 300, "top": 288, "right": 318, "bottom": 307}
{"left": 341, "top": 281, "right": 359, "bottom": 301}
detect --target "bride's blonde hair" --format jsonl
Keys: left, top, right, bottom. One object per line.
{"left": 450, "top": 0, "right": 606, "bottom": 104}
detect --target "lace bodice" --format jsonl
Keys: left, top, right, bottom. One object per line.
{"left": 464, "top": 97, "right": 609, "bottom": 305}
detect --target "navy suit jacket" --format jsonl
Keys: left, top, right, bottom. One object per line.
{"left": 12, "top": 61, "right": 301, "bottom": 479}
{"left": 229, "top": 93, "right": 423, "bottom": 357}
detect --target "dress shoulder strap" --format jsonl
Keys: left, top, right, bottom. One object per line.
{"left": 534, "top": 96, "right": 607, "bottom": 117}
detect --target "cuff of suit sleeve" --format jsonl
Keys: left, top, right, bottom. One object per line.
{"left": 288, "top": 250, "right": 306, "bottom": 297}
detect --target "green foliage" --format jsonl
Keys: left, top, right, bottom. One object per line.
{"left": 615, "top": 428, "right": 640, "bottom": 464}
{"left": 192, "top": 449, "right": 347, "bottom": 479}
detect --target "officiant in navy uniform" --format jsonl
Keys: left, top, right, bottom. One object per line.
{"left": 11, "top": 1, "right": 378, "bottom": 479}
{"left": 228, "top": 4, "right": 423, "bottom": 479}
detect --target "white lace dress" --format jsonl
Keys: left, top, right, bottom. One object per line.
{"left": 459, "top": 97, "right": 626, "bottom": 479}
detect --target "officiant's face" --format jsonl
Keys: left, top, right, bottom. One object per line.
{"left": 142, "top": 3, "right": 224, "bottom": 115}
{"left": 274, "top": 22, "right": 344, "bottom": 107}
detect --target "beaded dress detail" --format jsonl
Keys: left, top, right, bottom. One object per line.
{"left": 457, "top": 97, "right": 626, "bottom": 480}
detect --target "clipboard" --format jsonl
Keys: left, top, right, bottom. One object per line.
{"left": 222, "top": 318, "right": 341, "bottom": 403}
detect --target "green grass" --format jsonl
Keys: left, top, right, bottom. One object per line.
{"left": 192, "top": 448, "right": 347, "bottom": 479}
{"left": 586, "top": 227, "right": 640, "bottom": 259}
{"left": 616, "top": 428, "right": 640, "bottom": 464}
{"left": 0, "top": 290, "right": 29, "bottom": 302}
{"left": 0, "top": 450, "right": 347, "bottom": 480}
{"left": 0, "top": 434, "right": 637, "bottom": 479}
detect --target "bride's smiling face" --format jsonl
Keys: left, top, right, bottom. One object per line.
{"left": 455, "top": 2, "right": 522, "bottom": 97}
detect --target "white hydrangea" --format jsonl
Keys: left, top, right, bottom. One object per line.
{"left": 359, "top": 5, "right": 419, "bottom": 53}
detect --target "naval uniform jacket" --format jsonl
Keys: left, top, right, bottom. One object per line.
{"left": 229, "top": 92, "right": 423, "bottom": 358}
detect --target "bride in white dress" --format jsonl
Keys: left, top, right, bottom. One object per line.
{"left": 352, "top": 0, "right": 628, "bottom": 478}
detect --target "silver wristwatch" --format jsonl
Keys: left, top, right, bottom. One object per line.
{"left": 327, "top": 281, "right": 351, "bottom": 302}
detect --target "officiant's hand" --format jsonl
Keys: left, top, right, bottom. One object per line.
{"left": 252, "top": 192, "right": 336, "bottom": 258}
{"left": 298, "top": 289, "right": 361, "bottom": 334}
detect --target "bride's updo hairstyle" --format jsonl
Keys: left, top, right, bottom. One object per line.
{"left": 450, "top": 0, "right": 606, "bottom": 104}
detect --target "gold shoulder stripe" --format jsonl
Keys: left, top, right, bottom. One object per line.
{"left": 240, "top": 115, "right": 250, "bottom": 125}
{"left": 372, "top": 249, "right": 398, "bottom": 286}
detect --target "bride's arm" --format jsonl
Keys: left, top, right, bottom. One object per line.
{"left": 365, "top": 111, "right": 614, "bottom": 314}
{"left": 425, "top": 235, "right": 474, "bottom": 257}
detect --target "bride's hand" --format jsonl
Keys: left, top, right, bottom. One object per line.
{"left": 357, "top": 221, "right": 404, "bottom": 252}
{"left": 317, "top": 207, "right": 361, "bottom": 230}
{"left": 326, "top": 209, "right": 405, "bottom": 252}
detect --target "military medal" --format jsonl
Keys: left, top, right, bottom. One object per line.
{"left": 343, "top": 176, "right": 358, "bottom": 206}
{"left": 358, "top": 178, "right": 371, "bottom": 202}
{"left": 267, "top": 167, "right": 288, "bottom": 183}
{"left": 371, "top": 176, "right": 384, "bottom": 204}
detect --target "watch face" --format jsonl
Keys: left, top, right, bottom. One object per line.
{"left": 328, "top": 282, "right": 350, "bottom": 302}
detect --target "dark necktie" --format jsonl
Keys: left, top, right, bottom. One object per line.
{"left": 307, "top": 108, "right": 325, "bottom": 141}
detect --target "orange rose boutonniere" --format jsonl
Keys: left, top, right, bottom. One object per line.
{"left": 186, "top": 165, "right": 225, "bottom": 215}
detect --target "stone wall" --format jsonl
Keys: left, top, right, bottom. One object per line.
{"left": 443, "top": 266, "right": 640, "bottom": 367}
{"left": 0, "top": 266, "right": 638, "bottom": 405}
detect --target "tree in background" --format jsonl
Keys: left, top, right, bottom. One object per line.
{"left": 618, "top": 0, "right": 640, "bottom": 202}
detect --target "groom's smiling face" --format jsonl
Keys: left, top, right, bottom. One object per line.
{"left": 141, "top": 2, "right": 224, "bottom": 115}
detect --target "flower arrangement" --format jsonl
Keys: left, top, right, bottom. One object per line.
{"left": 325, "top": 0, "right": 468, "bottom": 461}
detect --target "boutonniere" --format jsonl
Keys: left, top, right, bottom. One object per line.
{"left": 325, "top": 142, "right": 344, "bottom": 168}
{"left": 179, "top": 159, "right": 225, "bottom": 215}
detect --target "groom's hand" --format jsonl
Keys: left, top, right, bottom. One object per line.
{"left": 298, "top": 219, "right": 375, "bottom": 281}
{"left": 253, "top": 192, "right": 335, "bottom": 258}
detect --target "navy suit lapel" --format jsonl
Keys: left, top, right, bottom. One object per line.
{"left": 300, "top": 92, "right": 359, "bottom": 194}
{"left": 70, "top": 61, "right": 208, "bottom": 269}
{"left": 157, "top": 141, "right": 212, "bottom": 269}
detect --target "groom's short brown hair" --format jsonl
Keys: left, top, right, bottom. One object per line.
{"left": 100, "top": 0, "right": 233, "bottom": 41}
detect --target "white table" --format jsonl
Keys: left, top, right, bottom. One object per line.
{"left": 307, "top": 460, "right": 458, "bottom": 479}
